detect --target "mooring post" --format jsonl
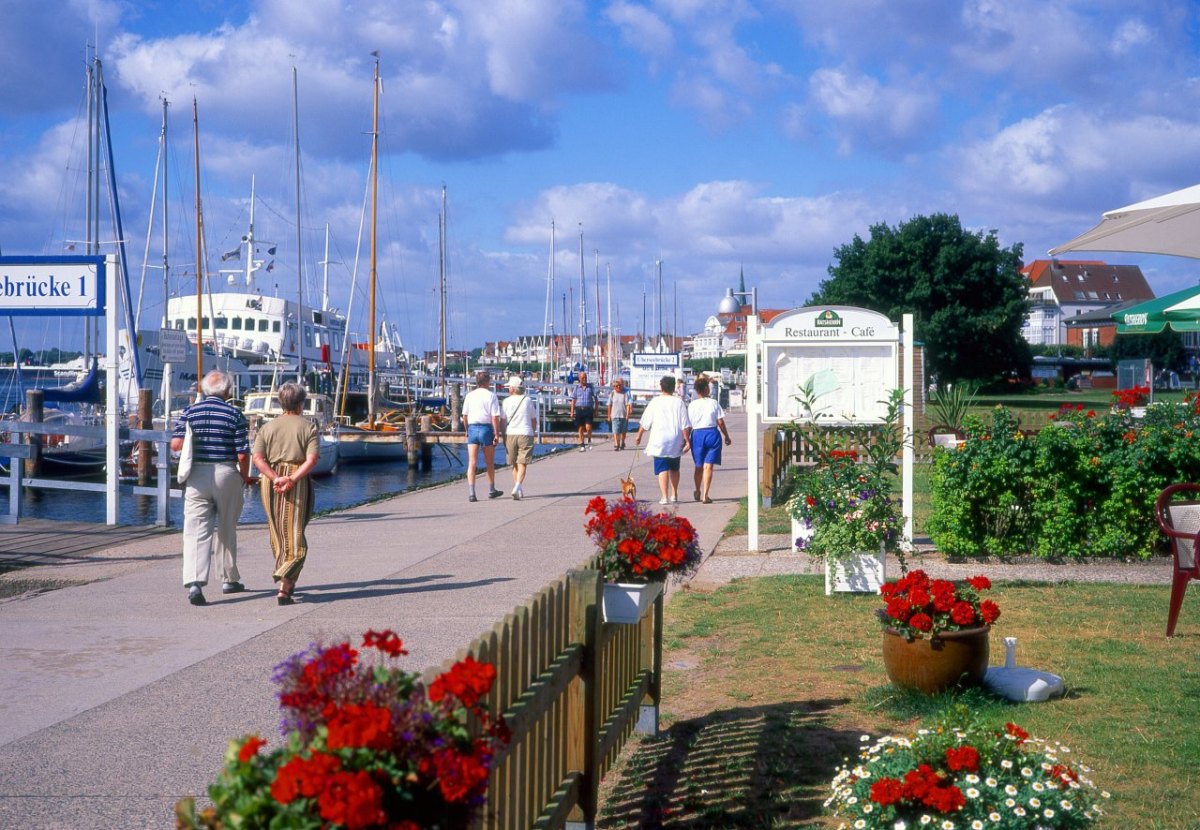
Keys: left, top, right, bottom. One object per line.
{"left": 137, "top": 388, "right": 153, "bottom": 485}
{"left": 450, "top": 383, "right": 461, "bottom": 431}
{"left": 404, "top": 415, "right": 418, "bottom": 466}
{"left": 419, "top": 414, "right": 433, "bottom": 470}
{"left": 23, "top": 389, "right": 43, "bottom": 477}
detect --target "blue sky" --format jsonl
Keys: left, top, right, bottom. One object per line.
{"left": 4, "top": 0, "right": 1200, "bottom": 356}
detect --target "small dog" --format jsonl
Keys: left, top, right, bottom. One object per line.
{"left": 620, "top": 476, "right": 637, "bottom": 501}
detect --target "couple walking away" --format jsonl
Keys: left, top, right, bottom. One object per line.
{"left": 173, "top": 372, "right": 319, "bottom": 607}
{"left": 463, "top": 371, "right": 538, "bottom": 501}
{"left": 636, "top": 374, "right": 731, "bottom": 505}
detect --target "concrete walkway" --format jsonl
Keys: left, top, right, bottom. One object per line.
{"left": 0, "top": 416, "right": 747, "bottom": 829}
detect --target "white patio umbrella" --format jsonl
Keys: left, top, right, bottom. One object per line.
{"left": 1049, "top": 182, "right": 1200, "bottom": 260}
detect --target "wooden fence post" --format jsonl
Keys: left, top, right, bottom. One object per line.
{"left": 635, "top": 590, "right": 662, "bottom": 735}
{"left": 565, "top": 569, "right": 600, "bottom": 830}
{"left": 760, "top": 424, "right": 776, "bottom": 507}
{"left": 23, "top": 389, "right": 43, "bottom": 477}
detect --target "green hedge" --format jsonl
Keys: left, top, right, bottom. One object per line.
{"left": 926, "top": 401, "right": 1200, "bottom": 558}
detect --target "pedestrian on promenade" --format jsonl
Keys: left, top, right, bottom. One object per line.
{"left": 608, "top": 379, "right": 631, "bottom": 451}
{"left": 463, "top": 370, "right": 503, "bottom": 502}
{"left": 171, "top": 369, "right": 252, "bottom": 606}
{"left": 688, "top": 376, "right": 732, "bottom": 504}
{"left": 251, "top": 382, "right": 320, "bottom": 605}
{"left": 501, "top": 375, "right": 537, "bottom": 500}
{"left": 569, "top": 370, "right": 597, "bottom": 451}
{"left": 635, "top": 375, "right": 691, "bottom": 505}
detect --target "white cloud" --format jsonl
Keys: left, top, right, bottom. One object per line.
{"left": 808, "top": 67, "right": 938, "bottom": 152}
{"left": 1111, "top": 18, "right": 1153, "bottom": 54}
{"left": 605, "top": 1, "right": 675, "bottom": 59}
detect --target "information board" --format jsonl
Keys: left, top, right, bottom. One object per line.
{"left": 758, "top": 306, "right": 899, "bottom": 424}
{"left": 629, "top": 352, "right": 682, "bottom": 395}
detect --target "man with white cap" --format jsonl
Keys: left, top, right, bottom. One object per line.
{"left": 500, "top": 375, "right": 538, "bottom": 499}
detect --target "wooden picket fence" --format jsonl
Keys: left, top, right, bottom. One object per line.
{"left": 428, "top": 565, "right": 662, "bottom": 829}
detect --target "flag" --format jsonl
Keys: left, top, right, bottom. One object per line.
{"left": 222, "top": 248, "right": 240, "bottom": 261}
{"left": 266, "top": 260, "right": 275, "bottom": 272}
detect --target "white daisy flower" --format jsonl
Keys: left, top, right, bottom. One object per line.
{"left": 1005, "top": 798, "right": 1016, "bottom": 808}
{"left": 893, "top": 822, "right": 907, "bottom": 830}
{"left": 854, "top": 820, "right": 866, "bottom": 829}
{"left": 1032, "top": 782, "right": 1045, "bottom": 792}
{"left": 985, "top": 777, "right": 998, "bottom": 788}
{"left": 989, "top": 813, "right": 1001, "bottom": 822}
{"left": 971, "top": 821, "right": 984, "bottom": 829}
{"left": 1001, "top": 759, "right": 1013, "bottom": 769}
{"left": 1060, "top": 800, "right": 1073, "bottom": 810}
{"left": 1044, "top": 808, "right": 1055, "bottom": 818}
{"left": 965, "top": 774, "right": 980, "bottom": 784}
{"left": 1014, "top": 806, "right": 1026, "bottom": 817}
{"left": 1021, "top": 767, "right": 1034, "bottom": 778}
{"left": 941, "top": 821, "right": 955, "bottom": 830}
{"left": 1005, "top": 785, "right": 1018, "bottom": 796}
{"left": 1029, "top": 797, "right": 1041, "bottom": 808}
{"left": 966, "top": 788, "right": 980, "bottom": 799}
{"left": 920, "top": 816, "right": 933, "bottom": 826}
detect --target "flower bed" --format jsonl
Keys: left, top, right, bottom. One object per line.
{"left": 826, "top": 706, "right": 1111, "bottom": 829}
{"left": 926, "top": 398, "right": 1200, "bottom": 558}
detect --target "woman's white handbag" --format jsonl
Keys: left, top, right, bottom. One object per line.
{"left": 176, "top": 422, "right": 194, "bottom": 484}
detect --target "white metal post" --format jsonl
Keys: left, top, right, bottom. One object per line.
{"left": 746, "top": 314, "right": 760, "bottom": 552}
{"left": 902, "top": 313, "right": 914, "bottom": 550}
{"left": 105, "top": 255, "right": 120, "bottom": 525}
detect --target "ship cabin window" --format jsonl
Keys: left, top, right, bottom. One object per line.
{"left": 174, "top": 320, "right": 185, "bottom": 330}
{"left": 187, "top": 317, "right": 197, "bottom": 329}
{"left": 231, "top": 318, "right": 242, "bottom": 330}
{"left": 246, "top": 397, "right": 266, "bottom": 412}
{"left": 272, "top": 321, "right": 282, "bottom": 333}
{"left": 201, "top": 317, "right": 210, "bottom": 328}
{"left": 215, "top": 317, "right": 228, "bottom": 329}
{"left": 258, "top": 319, "right": 269, "bottom": 332}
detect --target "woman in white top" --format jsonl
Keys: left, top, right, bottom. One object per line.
{"left": 635, "top": 375, "right": 691, "bottom": 505}
{"left": 607, "top": 380, "right": 631, "bottom": 450}
{"left": 687, "top": 376, "right": 732, "bottom": 504}
{"left": 500, "top": 375, "right": 538, "bottom": 499}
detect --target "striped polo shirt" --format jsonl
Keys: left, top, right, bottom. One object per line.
{"left": 173, "top": 396, "right": 250, "bottom": 462}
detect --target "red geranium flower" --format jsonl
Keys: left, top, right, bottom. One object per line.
{"left": 429, "top": 656, "right": 497, "bottom": 710}
{"left": 945, "top": 745, "right": 980, "bottom": 772}
{"left": 1006, "top": 722, "right": 1030, "bottom": 744}
{"left": 870, "top": 776, "right": 904, "bottom": 805}
{"left": 237, "top": 735, "right": 266, "bottom": 763}
{"left": 878, "top": 569, "right": 999, "bottom": 639}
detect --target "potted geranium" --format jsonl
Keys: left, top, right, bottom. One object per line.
{"left": 878, "top": 570, "right": 1001, "bottom": 693}
{"left": 789, "top": 390, "right": 908, "bottom": 594}
{"left": 584, "top": 495, "right": 703, "bottom": 623}
{"left": 825, "top": 705, "right": 1111, "bottom": 829}
{"left": 176, "top": 629, "right": 509, "bottom": 829}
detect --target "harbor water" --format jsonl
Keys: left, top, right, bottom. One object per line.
{"left": 0, "top": 369, "right": 568, "bottom": 527}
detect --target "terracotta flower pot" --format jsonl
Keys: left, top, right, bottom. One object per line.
{"left": 881, "top": 625, "right": 990, "bottom": 694}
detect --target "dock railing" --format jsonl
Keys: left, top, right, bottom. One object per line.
{"left": 428, "top": 562, "right": 661, "bottom": 829}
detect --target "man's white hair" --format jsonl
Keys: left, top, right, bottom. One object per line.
{"left": 200, "top": 370, "right": 233, "bottom": 398}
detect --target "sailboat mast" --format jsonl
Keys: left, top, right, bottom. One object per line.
{"left": 606, "top": 263, "right": 613, "bottom": 383}
{"left": 439, "top": 185, "right": 447, "bottom": 398}
{"left": 577, "top": 225, "right": 585, "bottom": 370}
{"left": 367, "top": 57, "right": 380, "bottom": 427}
{"left": 192, "top": 96, "right": 204, "bottom": 392}
{"left": 320, "top": 225, "right": 330, "bottom": 312}
{"left": 541, "top": 220, "right": 556, "bottom": 380}
{"left": 594, "top": 249, "right": 602, "bottom": 383}
{"left": 161, "top": 97, "right": 170, "bottom": 327}
{"left": 292, "top": 65, "right": 305, "bottom": 380}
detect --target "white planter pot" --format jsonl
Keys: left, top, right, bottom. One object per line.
{"left": 602, "top": 581, "right": 663, "bottom": 624}
{"left": 791, "top": 516, "right": 812, "bottom": 551}
{"left": 825, "top": 548, "right": 887, "bottom": 595}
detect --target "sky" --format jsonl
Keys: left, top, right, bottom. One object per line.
{"left": 4, "top": 0, "right": 1200, "bottom": 358}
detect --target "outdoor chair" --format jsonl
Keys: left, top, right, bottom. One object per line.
{"left": 1153, "top": 483, "right": 1200, "bottom": 636}
{"left": 927, "top": 425, "right": 965, "bottom": 450}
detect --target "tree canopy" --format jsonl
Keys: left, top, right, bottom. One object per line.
{"left": 809, "top": 213, "right": 1030, "bottom": 384}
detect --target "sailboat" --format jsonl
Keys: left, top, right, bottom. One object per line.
{"left": 334, "top": 57, "right": 410, "bottom": 462}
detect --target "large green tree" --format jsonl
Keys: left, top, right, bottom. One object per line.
{"left": 810, "top": 213, "right": 1030, "bottom": 384}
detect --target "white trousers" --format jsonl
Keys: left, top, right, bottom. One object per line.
{"left": 181, "top": 462, "right": 244, "bottom": 587}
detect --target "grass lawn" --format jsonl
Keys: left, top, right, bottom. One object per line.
{"left": 596, "top": 575, "right": 1200, "bottom": 829}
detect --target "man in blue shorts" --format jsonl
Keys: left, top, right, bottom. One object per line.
{"left": 461, "top": 371, "right": 502, "bottom": 502}
{"left": 569, "top": 371, "right": 597, "bottom": 451}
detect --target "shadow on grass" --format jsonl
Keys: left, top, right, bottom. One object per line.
{"left": 597, "top": 698, "right": 859, "bottom": 829}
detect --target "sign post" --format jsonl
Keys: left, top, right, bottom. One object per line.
{"left": 0, "top": 255, "right": 118, "bottom": 524}
{"left": 745, "top": 305, "right": 912, "bottom": 553}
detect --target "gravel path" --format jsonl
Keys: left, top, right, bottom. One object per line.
{"left": 691, "top": 533, "right": 1175, "bottom": 589}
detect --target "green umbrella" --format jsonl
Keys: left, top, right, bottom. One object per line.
{"left": 1112, "top": 284, "right": 1200, "bottom": 334}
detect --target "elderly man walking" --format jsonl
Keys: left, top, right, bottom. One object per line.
{"left": 171, "top": 370, "right": 252, "bottom": 606}
{"left": 462, "top": 370, "right": 503, "bottom": 502}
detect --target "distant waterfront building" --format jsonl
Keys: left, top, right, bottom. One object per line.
{"left": 1020, "top": 259, "right": 1155, "bottom": 347}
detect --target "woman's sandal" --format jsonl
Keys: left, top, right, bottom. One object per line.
{"left": 277, "top": 581, "right": 295, "bottom": 606}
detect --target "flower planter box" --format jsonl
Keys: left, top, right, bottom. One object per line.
{"left": 793, "top": 517, "right": 886, "bottom": 594}
{"left": 602, "top": 581, "right": 662, "bottom": 624}
{"left": 825, "top": 549, "right": 886, "bottom": 595}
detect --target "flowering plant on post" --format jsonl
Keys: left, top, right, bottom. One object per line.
{"left": 825, "top": 705, "right": 1111, "bottom": 829}
{"left": 584, "top": 495, "right": 703, "bottom": 584}
{"left": 176, "top": 629, "right": 509, "bottom": 830}
{"left": 788, "top": 388, "right": 908, "bottom": 569}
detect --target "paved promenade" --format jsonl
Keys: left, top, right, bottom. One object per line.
{"left": 0, "top": 416, "right": 746, "bottom": 829}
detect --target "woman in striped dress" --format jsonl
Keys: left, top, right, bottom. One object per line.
{"left": 251, "top": 383, "right": 320, "bottom": 605}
